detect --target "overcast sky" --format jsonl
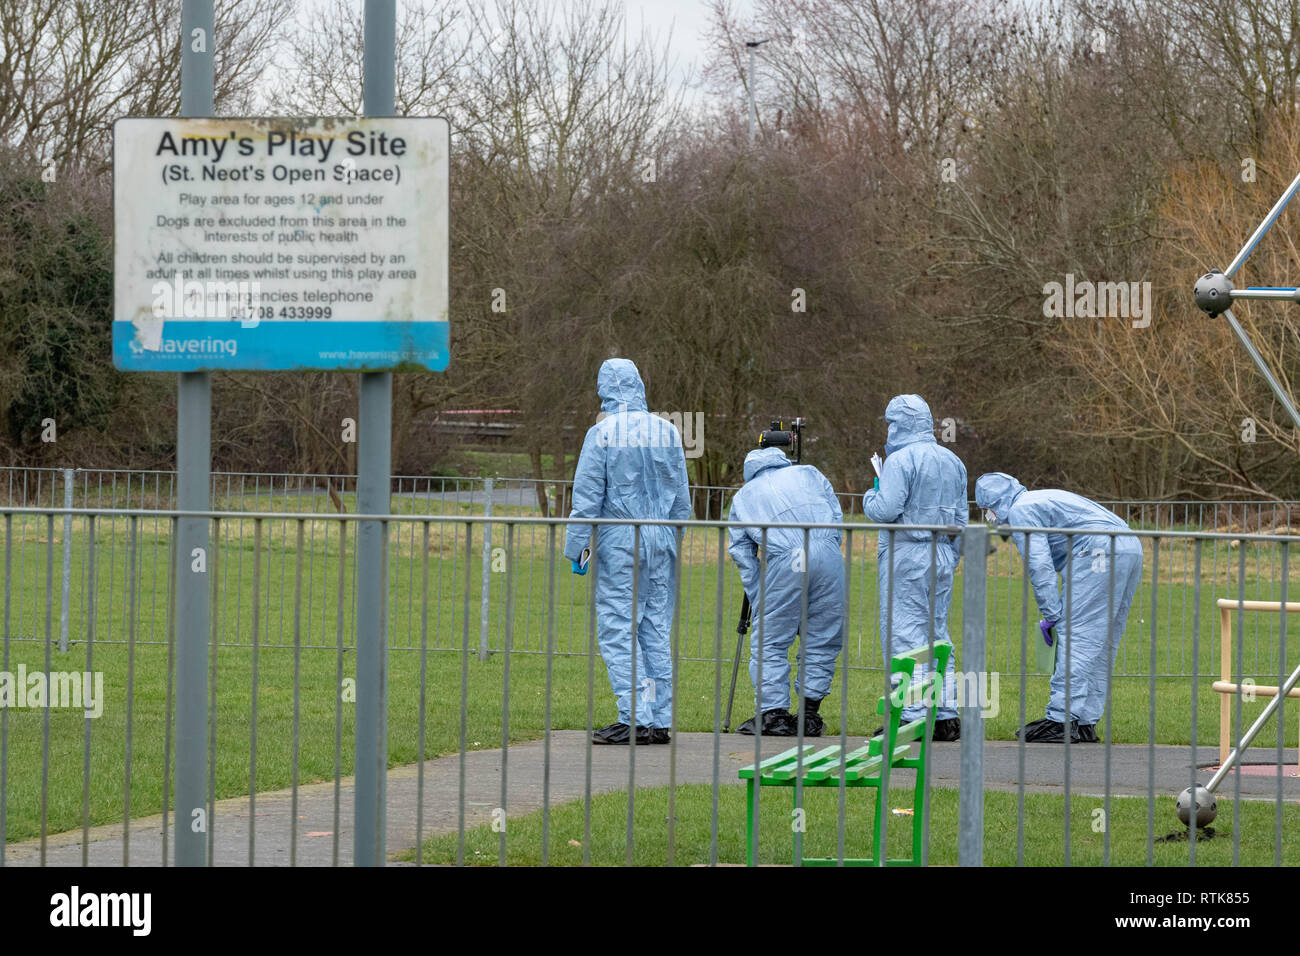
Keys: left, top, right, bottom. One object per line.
{"left": 623, "top": 0, "right": 729, "bottom": 80}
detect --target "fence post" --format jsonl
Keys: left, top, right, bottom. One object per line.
{"left": 958, "top": 521, "right": 988, "bottom": 866}
{"left": 479, "top": 476, "right": 493, "bottom": 661}
{"left": 59, "top": 468, "right": 72, "bottom": 653}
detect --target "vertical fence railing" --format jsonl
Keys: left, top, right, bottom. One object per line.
{"left": 2, "top": 465, "right": 1297, "bottom": 677}
{"left": 958, "top": 522, "right": 987, "bottom": 865}
{"left": 5, "top": 503, "right": 1300, "bottom": 684}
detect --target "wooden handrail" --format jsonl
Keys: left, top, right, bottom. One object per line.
{"left": 1217, "top": 598, "right": 1300, "bottom": 612}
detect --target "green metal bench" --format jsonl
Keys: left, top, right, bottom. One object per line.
{"left": 737, "top": 643, "right": 952, "bottom": 866}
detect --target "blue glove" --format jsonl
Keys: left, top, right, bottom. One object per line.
{"left": 572, "top": 547, "right": 590, "bottom": 576}
{"left": 1038, "top": 619, "right": 1058, "bottom": 646}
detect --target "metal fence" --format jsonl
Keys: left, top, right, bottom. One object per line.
{"left": 0, "top": 505, "right": 1297, "bottom": 866}
{"left": 0, "top": 479, "right": 1295, "bottom": 679}
{"left": 6, "top": 466, "right": 1300, "bottom": 526}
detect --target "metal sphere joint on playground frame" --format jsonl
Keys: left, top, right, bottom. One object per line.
{"left": 1192, "top": 270, "right": 1232, "bottom": 317}
{"left": 1176, "top": 786, "right": 1217, "bottom": 828}
{"left": 1192, "top": 269, "right": 1300, "bottom": 315}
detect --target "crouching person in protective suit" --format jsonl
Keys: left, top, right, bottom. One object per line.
{"left": 727, "top": 447, "right": 845, "bottom": 737}
{"left": 975, "top": 472, "right": 1142, "bottom": 743}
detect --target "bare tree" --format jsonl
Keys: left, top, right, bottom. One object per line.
{"left": 0, "top": 0, "right": 295, "bottom": 171}
{"left": 1059, "top": 108, "right": 1300, "bottom": 498}
{"left": 270, "top": 0, "right": 465, "bottom": 116}
{"left": 442, "top": 0, "right": 684, "bottom": 508}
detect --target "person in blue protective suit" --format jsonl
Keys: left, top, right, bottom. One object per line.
{"left": 564, "top": 359, "right": 691, "bottom": 746}
{"left": 727, "top": 447, "right": 845, "bottom": 737}
{"left": 974, "top": 472, "right": 1143, "bottom": 743}
{"left": 861, "top": 395, "right": 967, "bottom": 742}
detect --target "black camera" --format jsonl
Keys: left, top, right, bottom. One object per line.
{"left": 758, "top": 418, "right": 805, "bottom": 463}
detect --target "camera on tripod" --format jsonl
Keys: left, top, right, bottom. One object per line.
{"left": 758, "top": 418, "right": 805, "bottom": 464}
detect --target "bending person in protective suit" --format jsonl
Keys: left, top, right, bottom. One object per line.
{"left": 564, "top": 359, "right": 691, "bottom": 746}
{"left": 728, "top": 447, "right": 845, "bottom": 736}
{"left": 862, "top": 395, "right": 966, "bottom": 742}
{"left": 975, "top": 473, "right": 1142, "bottom": 743}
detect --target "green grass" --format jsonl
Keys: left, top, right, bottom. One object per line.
{"left": 450, "top": 450, "right": 576, "bottom": 478}
{"left": 402, "top": 783, "right": 1300, "bottom": 866}
{"left": 3, "top": 512, "right": 1299, "bottom": 845}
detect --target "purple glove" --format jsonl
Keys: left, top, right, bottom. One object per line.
{"left": 1038, "top": 619, "right": 1058, "bottom": 646}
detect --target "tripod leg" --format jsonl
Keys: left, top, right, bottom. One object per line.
{"left": 724, "top": 626, "right": 747, "bottom": 733}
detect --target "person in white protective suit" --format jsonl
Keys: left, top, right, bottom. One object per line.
{"left": 727, "top": 446, "right": 845, "bottom": 737}
{"left": 564, "top": 359, "right": 691, "bottom": 746}
{"left": 975, "top": 472, "right": 1143, "bottom": 743}
{"left": 862, "top": 395, "right": 967, "bottom": 742}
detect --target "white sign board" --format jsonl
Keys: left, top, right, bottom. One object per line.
{"left": 113, "top": 116, "right": 449, "bottom": 371}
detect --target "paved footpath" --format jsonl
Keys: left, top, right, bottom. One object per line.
{"left": 4, "top": 734, "right": 1297, "bottom": 866}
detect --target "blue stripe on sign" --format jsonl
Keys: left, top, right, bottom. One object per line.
{"left": 112, "top": 320, "right": 450, "bottom": 371}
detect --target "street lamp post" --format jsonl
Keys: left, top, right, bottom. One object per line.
{"left": 746, "top": 39, "right": 769, "bottom": 145}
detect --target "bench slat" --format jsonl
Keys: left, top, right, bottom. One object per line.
{"left": 755, "top": 741, "right": 913, "bottom": 783}
{"left": 764, "top": 745, "right": 856, "bottom": 781}
{"left": 738, "top": 745, "right": 818, "bottom": 779}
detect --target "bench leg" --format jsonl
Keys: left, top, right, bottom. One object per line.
{"left": 792, "top": 790, "right": 800, "bottom": 868}
{"left": 871, "top": 784, "right": 884, "bottom": 868}
{"left": 911, "top": 739, "right": 927, "bottom": 865}
{"left": 745, "top": 779, "right": 755, "bottom": 867}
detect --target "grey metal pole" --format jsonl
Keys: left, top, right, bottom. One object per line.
{"left": 354, "top": 0, "right": 395, "bottom": 867}
{"left": 59, "top": 468, "right": 71, "bottom": 653}
{"left": 1224, "top": 167, "right": 1300, "bottom": 279}
{"left": 958, "top": 522, "right": 988, "bottom": 866}
{"left": 174, "top": 0, "right": 214, "bottom": 868}
{"left": 479, "top": 477, "right": 493, "bottom": 662}
{"left": 1222, "top": 309, "right": 1300, "bottom": 431}
{"left": 1224, "top": 287, "right": 1300, "bottom": 302}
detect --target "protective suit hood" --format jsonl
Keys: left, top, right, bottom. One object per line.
{"left": 597, "top": 359, "right": 648, "bottom": 413}
{"left": 743, "top": 446, "right": 793, "bottom": 482}
{"left": 884, "top": 394, "right": 936, "bottom": 454}
{"left": 975, "top": 472, "right": 1027, "bottom": 520}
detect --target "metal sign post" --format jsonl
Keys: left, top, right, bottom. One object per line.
{"left": 353, "top": 0, "right": 396, "bottom": 867}
{"left": 114, "top": 0, "right": 447, "bottom": 868}
{"left": 174, "top": 0, "right": 214, "bottom": 868}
